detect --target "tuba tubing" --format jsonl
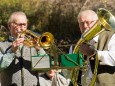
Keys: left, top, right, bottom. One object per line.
{"left": 72, "top": 8, "right": 115, "bottom": 86}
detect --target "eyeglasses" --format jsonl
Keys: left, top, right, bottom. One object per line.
{"left": 79, "top": 20, "right": 97, "bottom": 25}
{"left": 13, "top": 22, "right": 27, "bottom": 27}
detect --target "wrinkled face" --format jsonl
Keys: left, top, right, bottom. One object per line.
{"left": 9, "top": 15, "right": 27, "bottom": 39}
{"left": 78, "top": 14, "right": 97, "bottom": 33}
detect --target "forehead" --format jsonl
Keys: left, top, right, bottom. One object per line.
{"left": 14, "top": 15, "right": 27, "bottom": 23}
{"left": 79, "top": 13, "right": 93, "bottom": 22}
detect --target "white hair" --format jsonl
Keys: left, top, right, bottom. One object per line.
{"left": 77, "top": 10, "right": 98, "bottom": 22}
{"left": 8, "top": 11, "right": 27, "bottom": 24}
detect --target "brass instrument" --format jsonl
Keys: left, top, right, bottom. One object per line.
{"left": 73, "top": 8, "right": 115, "bottom": 53}
{"left": 18, "top": 30, "right": 54, "bottom": 49}
{"left": 71, "top": 8, "right": 115, "bottom": 86}
{"left": 0, "top": 26, "right": 54, "bottom": 49}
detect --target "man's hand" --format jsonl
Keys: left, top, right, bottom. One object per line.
{"left": 79, "top": 43, "right": 96, "bottom": 57}
{"left": 12, "top": 37, "right": 24, "bottom": 53}
{"left": 35, "top": 44, "right": 41, "bottom": 51}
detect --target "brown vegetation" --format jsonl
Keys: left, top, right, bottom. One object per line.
{"left": 0, "top": 0, "right": 114, "bottom": 52}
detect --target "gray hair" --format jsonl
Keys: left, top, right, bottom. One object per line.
{"left": 77, "top": 10, "right": 98, "bottom": 23}
{"left": 8, "top": 11, "right": 27, "bottom": 24}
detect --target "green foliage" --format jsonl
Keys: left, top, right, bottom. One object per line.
{"left": 0, "top": 0, "right": 80, "bottom": 44}
{"left": 1, "top": 0, "right": 114, "bottom": 47}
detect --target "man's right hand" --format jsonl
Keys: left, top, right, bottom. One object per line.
{"left": 79, "top": 43, "right": 96, "bottom": 57}
{"left": 12, "top": 37, "right": 24, "bottom": 52}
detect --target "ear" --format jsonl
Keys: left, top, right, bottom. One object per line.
{"left": 8, "top": 23, "right": 11, "bottom": 29}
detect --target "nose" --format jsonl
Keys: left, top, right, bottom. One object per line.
{"left": 20, "top": 25, "right": 27, "bottom": 32}
{"left": 83, "top": 22, "right": 91, "bottom": 32}
{"left": 84, "top": 22, "right": 89, "bottom": 29}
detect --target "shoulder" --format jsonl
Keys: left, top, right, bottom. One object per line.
{"left": 0, "top": 41, "right": 12, "bottom": 53}
{"left": 0, "top": 41, "right": 12, "bottom": 48}
{"left": 99, "top": 30, "right": 115, "bottom": 40}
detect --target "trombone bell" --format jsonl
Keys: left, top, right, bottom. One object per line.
{"left": 39, "top": 32, "right": 54, "bottom": 49}
{"left": 19, "top": 30, "right": 54, "bottom": 49}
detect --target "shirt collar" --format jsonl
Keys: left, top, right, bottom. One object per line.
{"left": 9, "top": 36, "right": 15, "bottom": 42}
{"left": 93, "top": 35, "right": 99, "bottom": 43}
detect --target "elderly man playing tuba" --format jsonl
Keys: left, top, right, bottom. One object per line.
{"left": 77, "top": 9, "right": 115, "bottom": 86}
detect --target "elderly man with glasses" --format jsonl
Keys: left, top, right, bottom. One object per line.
{"left": 77, "top": 9, "right": 115, "bottom": 86}
{"left": 0, "top": 11, "right": 46, "bottom": 86}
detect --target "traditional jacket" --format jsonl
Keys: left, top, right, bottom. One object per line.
{"left": 91, "top": 31, "right": 115, "bottom": 86}
{"left": 0, "top": 37, "right": 46, "bottom": 86}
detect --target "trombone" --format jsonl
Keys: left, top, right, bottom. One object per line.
{"left": 17, "top": 30, "right": 54, "bottom": 49}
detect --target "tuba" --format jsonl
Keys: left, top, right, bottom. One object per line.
{"left": 18, "top": 30, "right": 54, "bottom": 49}
{"left": 71, "top": 8, "right": 115, "bottom": 86}
{"left": 73, "top": 8, "right": 115, "bottom": 53}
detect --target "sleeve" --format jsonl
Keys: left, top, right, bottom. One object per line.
{"left": 39, "top": 74, "right": 52, "bottom": 86}
{"left": 51, "top": 73, "right": 69, "bottom": 86}
{"left": 98, "top": 34, "right": 115, "bottom": 66}
{"left": 0, "top": 47, "right": 15, "bottom": 71}
{"left": 37, "top": 47, "right": 47, "bottom": 56}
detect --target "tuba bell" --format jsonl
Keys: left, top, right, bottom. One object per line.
{"left": 18, "top": 30, "right": 54, "bottom": 49}
{"left": 71, "top": 8, "right": 115, "bottom": 86}
{"left": 73, "top": 8, "right": 115, "bottom": 53}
